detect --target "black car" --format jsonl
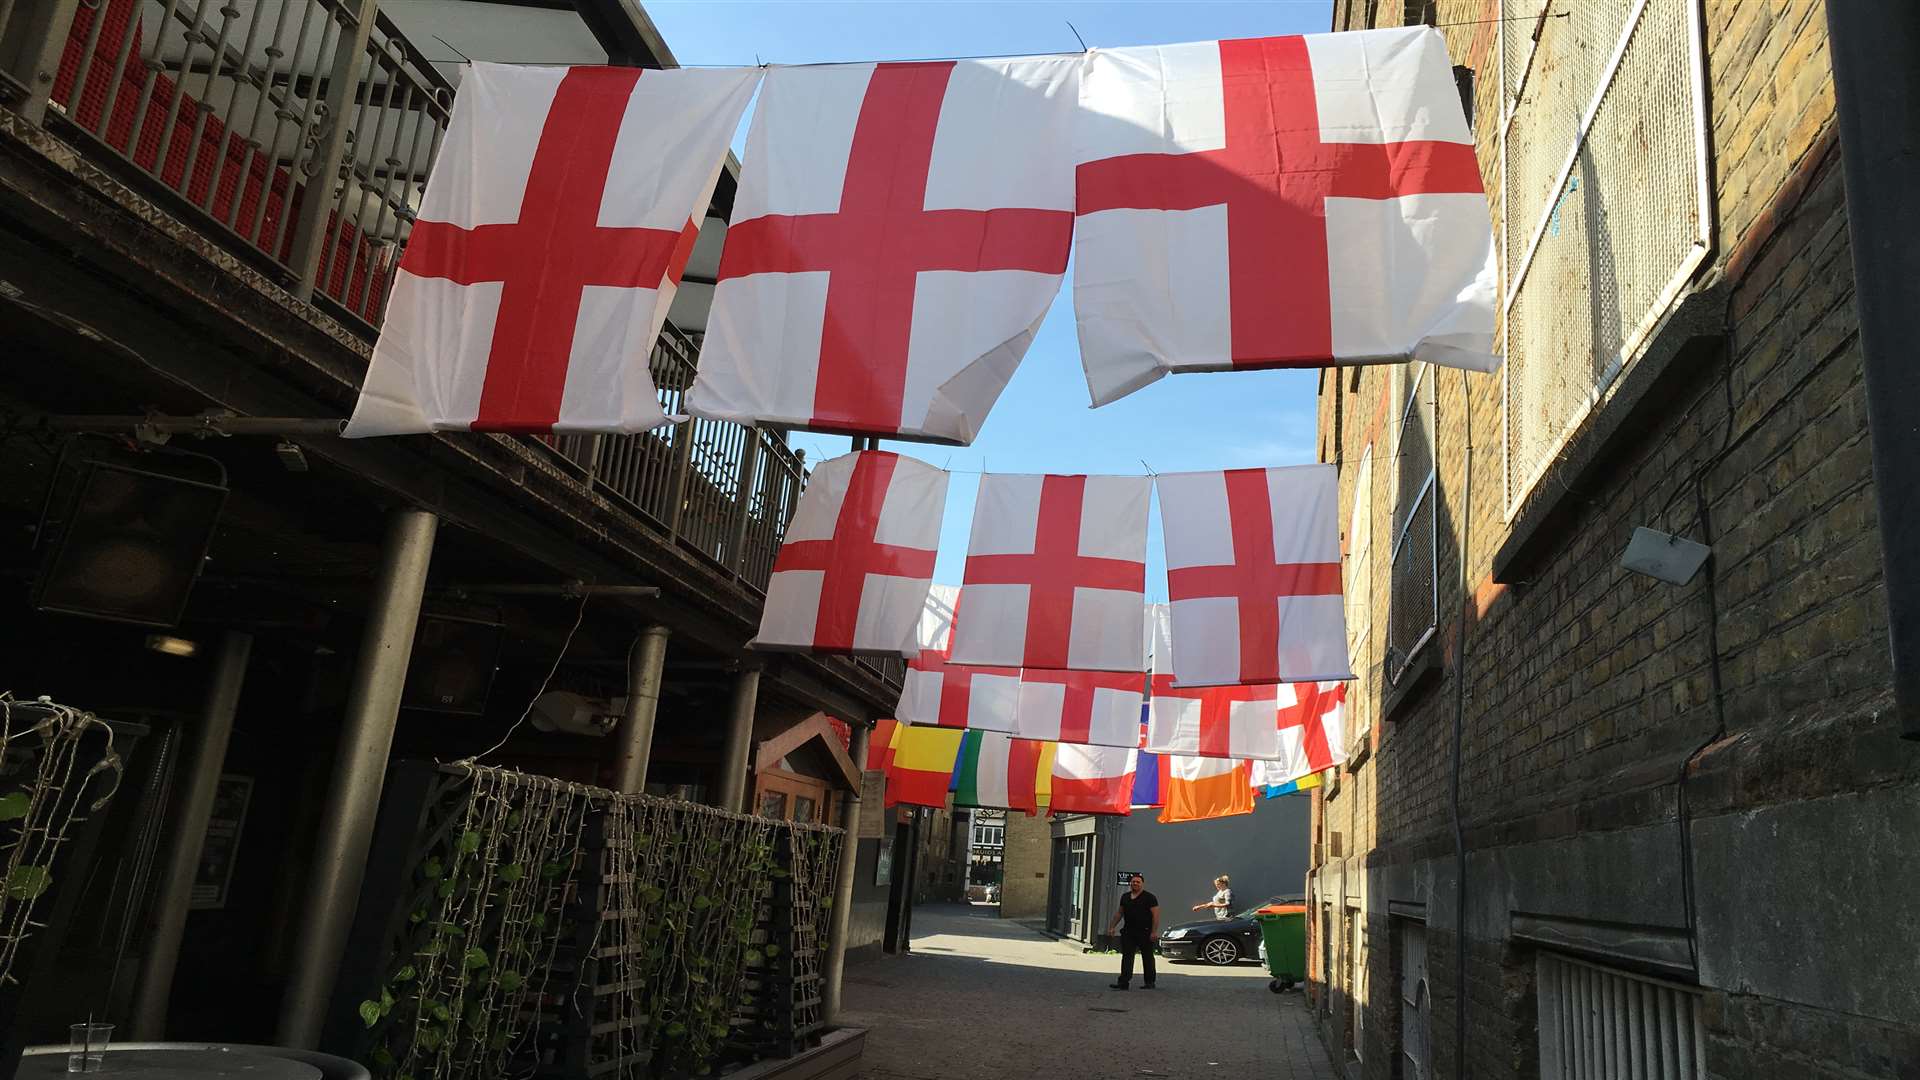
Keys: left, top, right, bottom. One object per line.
{"left": 1156, "top": 895, "right": 1300, "bottom": 966}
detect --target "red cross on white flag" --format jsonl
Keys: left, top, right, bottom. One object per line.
{"left": 1015, "top": 667, "right": 1147, "bottom": 748}
{"left": 1156, "top": 464, "right": 1353, "bottom": 687}
{"left": 1277, "top": 680, "right": 1350, "bottom": 780}
{"left": 1072, "top": 29, "right": 1498, "bottom": 408}
{"left": 756, "top": 451, "right": 948, "bottom": 655}
{"left": 687, "top": 57, "right": 1078, "bottom": 444}
{"left": 347, "top": 64, "right": 758, "bottom": 436}
{"left": 948, "top": 474, "right": 1150, "bottom": 671}
{"left": 896, "top": 586, "right": 1022, "bottom": 731}
{"left": 1147, "top": 675, "right": 1286, "bottom": 760}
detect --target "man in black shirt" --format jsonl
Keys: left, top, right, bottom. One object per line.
{"left": 1105, "top": 873, "right": 1159, "bottom": 989}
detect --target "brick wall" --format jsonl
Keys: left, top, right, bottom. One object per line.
{"left": 1311, "top": 2, "right": 1918, "bottom": 1078}
{"left": 997, "top": 811, "right": 1052, "bottom": 921}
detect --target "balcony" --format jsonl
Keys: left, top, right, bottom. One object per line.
{"left": 0, "top": 0, "right": 903, "bottom": 689}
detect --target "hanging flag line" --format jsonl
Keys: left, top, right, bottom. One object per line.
{"left": 349, "top": 26, "right": 1497, "bottom": 445}
{"left": 755, "top": 450, "right": 1352, "bottom": 697}
{"left": 878, "top": 722, "right": 1337, "bottom": 822}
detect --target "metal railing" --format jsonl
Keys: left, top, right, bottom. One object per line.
{"left": 0, "top": 1, "right": 901, "bottom": 687}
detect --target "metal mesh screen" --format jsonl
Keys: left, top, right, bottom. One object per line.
{"left": 1502, "top": 0, "right": 1708, "bottom": 513}
{"left": 1388, "top": 368, "right": 1437, "bottom": 684}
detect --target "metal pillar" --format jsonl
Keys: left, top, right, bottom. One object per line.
{"left": 277, "top": 509, "right": 437, "bottom": 1048}
{"left": 611, "top": 624, "right": 670, "bottom": 794}
{"left": 129, "top": 630, "right": 253, "bottom": 1040}
{"left": 822, "top": 724, "right": 869, "bottom": 1023}
{"left": 714, "top": 666, "right": 760, "bottom": 812}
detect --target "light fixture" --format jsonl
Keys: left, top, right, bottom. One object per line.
{"left": 1620, "top": 526, "right": 1710, "bottom": 586}
{"left": 146, "top": 634, "right": 199, "bottom": 658}
{"left": 274, "top": 440, "right": 309, "bottom": 472}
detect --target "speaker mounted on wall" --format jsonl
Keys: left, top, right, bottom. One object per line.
{"left": 402, "top": 613, "right": 503, "bottom": 716}
{"left": 33, "top": 442, "right": 228, "bottom": 628}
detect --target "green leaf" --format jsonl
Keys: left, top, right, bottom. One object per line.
{"left": 433, "top": 922, "right": 467, "bottom": 937}
{"left": 380, "top": 988, "right": 396, "bottom": 1018}
{"left": 458, "top": 830, "right": 482, "bottom": 854}
{"left": 691, "top": 895, "right": 712, "bottom": 911}
{"left": 358, "top": 1000, "right": 382, "bottom": 1029}
{"left": 763, "top": 945, "right": 781, "bottom": 958}
{"left": 429, "top": 1001, "right": 451, "bottom": 1023}
{"left": 394, "top": 964, "right": 416, "bottom": 983}
{"left": 6, "top": 865, "right": 50, "bottom": 900}
{"left": 370, "top": 1048, "right": 396, "bottom": 1069}
{"left": 422, "top": 857, "right": 444, "bottom": 880}
{"left": 498, "top": 970, "right": 525, "bottom": 993}
{"left": 541, "top": 861, "right": 566, "bottom": 879}
{"left": 709, "top": 1024, "right": 730, "bottom": 1039}
{"left": 500, "top": 863, "right": 524, "bottom": 883}
{"left": 0, "top": 792, "right": 30, "bottom": 822}
{"left": 435, "top": 880, "right": 454, "bottom": 900}
{"left": 744, "top": 949, "right": 763, "bottom": 965}
{"left": 463, "top": 946, "right": 490, "bottom": 971}
{"left": 410, "top": 906, "right": 428, "bottom": 924}
{"left": 418, "top": 1026, "right": 445, "bottom": 1052}
{"left": 664, "top": 1022, "right": 687, "bottom": 1039}
{"left": 489, "top": 1031, "right": 510, "bottom": 1051}
{"left": 640, "top": 885, "right": 664, "bottom": 904}
{"left": 529, "top": 913, "right": 548, "bottom": 931}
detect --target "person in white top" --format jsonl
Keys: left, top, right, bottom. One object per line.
{"left": 1192, "top": 875, "right": 1234, "bottom": 921}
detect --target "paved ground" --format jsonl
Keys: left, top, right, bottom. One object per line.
{"left": 842, "top": 903, "right": 1337, "bottom": 1080}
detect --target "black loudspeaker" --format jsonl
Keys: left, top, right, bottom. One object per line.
{"left": 34, "top": 450, "right": 228, "bottom": 628}
{"left": 402, "top": 614, "right": 502, "bottom": 715}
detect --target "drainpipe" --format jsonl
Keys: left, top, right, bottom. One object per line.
{"left": 1826, "top": 1, "right": 1920, "bottom": 740}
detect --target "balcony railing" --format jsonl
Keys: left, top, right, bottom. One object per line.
{"left": 0, "top": 0, "right": 901, "bottom": 685}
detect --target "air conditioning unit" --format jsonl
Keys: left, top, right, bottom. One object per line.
{"left": 529, "top": 691, "right": 622, "bottom": 737}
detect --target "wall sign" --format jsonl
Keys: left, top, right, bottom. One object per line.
{"left": 858, "top": 770, "right": 885, "bottom": 839}
{"left": 1116, "top": 870, "right": 1142, "bottom": 887}
{"left": 190, "top": 774, "right": 252, "bottom": 910}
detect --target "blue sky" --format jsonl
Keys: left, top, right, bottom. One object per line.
{"left": 648, "top": 1, "right": 1335, "bottom": 599}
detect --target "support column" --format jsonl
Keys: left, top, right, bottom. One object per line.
{"left": 714, "top": 666, "right": 760, "bottom": 812}
{"left": 822, "top": 724, "right": 868, "bottom": 1024}
{"left": 277, "top": 509, "right": 437, "bottom": 1048}
{"left": 611, "top": 625, "right": 670, "bottom": 794}
{"left": 130, "top": 630, "right": 252, "bottom": 1040}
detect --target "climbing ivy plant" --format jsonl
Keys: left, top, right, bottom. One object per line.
{"left": 359, "top": 768, "right": 845, "bottom": 1080}
{"left": 0, "top": 693, "right": 123, "bottom": 986}
{"left": 360, "top": 768, "right": 590, "bottom": 1080}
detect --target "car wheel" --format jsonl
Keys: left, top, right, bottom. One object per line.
{"left": 1200, "top": 936, "right": 1240, "bottom": 965}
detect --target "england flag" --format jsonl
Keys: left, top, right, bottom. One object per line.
{"left": 348, "top": 64, "right": 759, "bottom": 436}
{"left": 688, "top": 56, "right": 1079, "bottom": 444}
{"left": 1073, "top": 28, "right": 1498, "bottom": 408}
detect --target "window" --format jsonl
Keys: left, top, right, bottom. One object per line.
{"left": 1345, "top": 447, "right": 1375, "bottom": 747}
{"left": 1499, "top": 0, "right": 1711, "bottom": 515}
{"left": 1388, "top": 364, "right": 1438, "bottom": 684}
{"left": 1399, "top": 922, "right": 1431, "bottom": 1080}
{"left": 1535, "top": 953, "right": 1704, "bottom": 1079}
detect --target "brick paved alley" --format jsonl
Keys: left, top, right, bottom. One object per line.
{"left": 841, "top": 904, "right": 1338, "bottom": 1080}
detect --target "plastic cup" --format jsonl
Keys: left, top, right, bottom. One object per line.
{"left": 67, "top": 1022, "right": 112, "bottom": 1073}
